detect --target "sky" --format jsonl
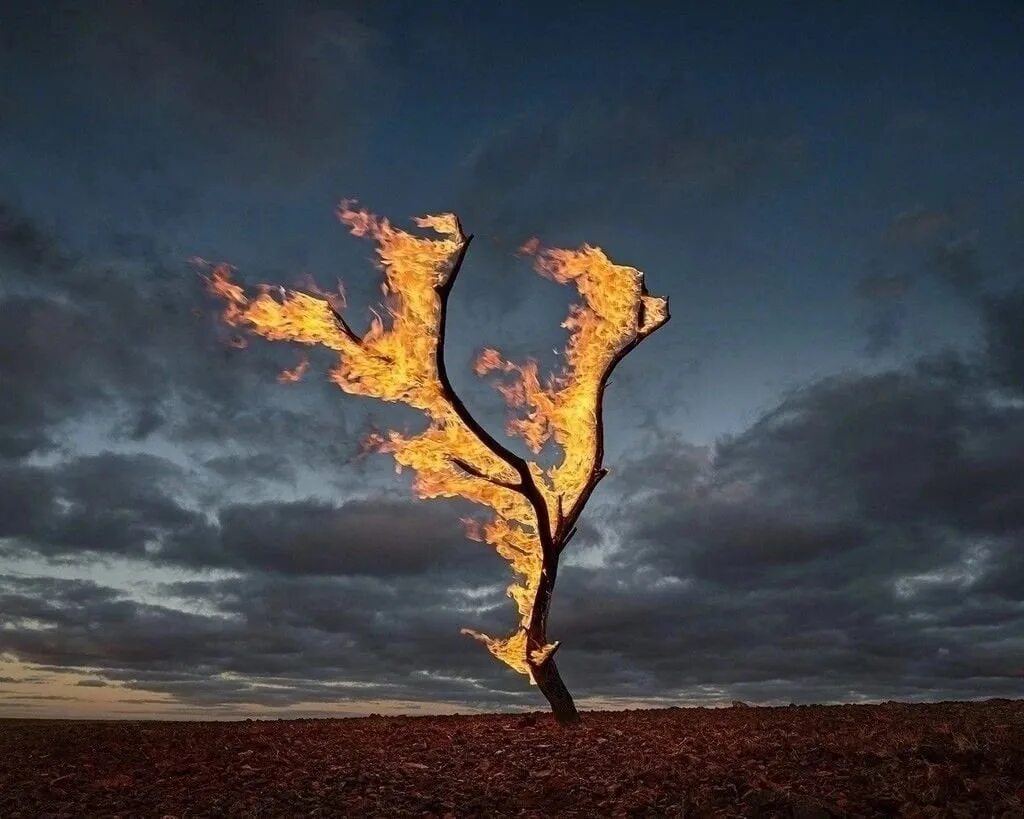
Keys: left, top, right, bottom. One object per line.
{"left": 1, "top": 1, "right": 1023, "bottom": 718}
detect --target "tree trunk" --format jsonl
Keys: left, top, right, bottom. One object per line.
{"left": 532, "top": 656, "right": 580, "bottom": 724}
{"left": 524, "top": 543, "right": 581, "bottom": 724}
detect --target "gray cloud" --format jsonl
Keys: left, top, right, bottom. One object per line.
{"left": 3, "top": 284, "right": 1022, "bottom": 709}
{"left": 618, "top": 354, "right": 1024, "bottom": 585}
{"left": 983, "top": 288, "right": 1024, "bottom": 394}
{"left": 856, "top": 209, "right": 998, "bottom": 357}
{"left": 456, "top": 91, "right": 807, "bottom": 244}
{"left": 0, "top": 452, "right": 501, "bottom": 583}
{"left": 0, "top": 293, "right": 102, "bottom": 457}
{"left": 0, "top": 454, "right": 205, "bottom": 563}
{"left": 0, "top": 572, "right": 523, "bottom": 710}
{"left": 203, "top": 453, "right": 297, "bottom": 484}
{"left": 1, "top": 2, "right": 382, "bottom": 178}
{"left": 546, "top": 323, "right": 1024, "bottom": 701}
{"left": 862, "top": 301, "right": 910, "bottom": 359}
{"left": 0, "top": 201, "right": 362, "bottom": 469}
{"left": 171, "top": 497, "right": 496, "bottom": 578}
{"left": 931, "top": 236, "right": 987, "bottom": 298}
{"left": 2, "top": 193, "right": 1022, "bottom": 712}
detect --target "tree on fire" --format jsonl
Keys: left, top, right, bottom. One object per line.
{"left": 206, "top": 203, "right": 669, "bottom": 723}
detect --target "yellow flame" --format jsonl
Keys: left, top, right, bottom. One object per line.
{"left": 480, "top": 240, "right": 669, "bottom": 531}
{"left": 205, "top": 202, "right": 668, "bottom": 679}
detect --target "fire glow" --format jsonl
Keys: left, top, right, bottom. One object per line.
{"left": 205, "top": 202, "right": 669, "bottom": 722}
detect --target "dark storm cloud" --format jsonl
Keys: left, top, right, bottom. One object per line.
{"left": 4, "top": 283, "right": 1023, "bottom": 709}
{"left": 0, "top": 203, "right": 72, "bottom": 274}
{"left": 0, "top": 453, "right": 204, "bottom": 562}
{"left": 168, "top": 497, "right": 495, "bottom": 579}
{"left": 560, "top": 565, "right": 1015, "bottom": 704}
{"left": 0, "top": 291, "right": 101, "bottom": 457}
{"left": 931, "top": 236, "right": 987, "bottom": 298}
{"left": 0, "top": 201, "right": 361, "bottom": 466}
{"left": 618, "top": 361, "right": 1024, "bottom": 586}
{"left": 983, "top": 288, "right": 1024, "bottom": 394}
{"left": 0, "top": 571, "right": 523, "bottom": 709}
{"left": 544, "top": 311, "right": 1024, "bottom": 702}
{"left": 1, "top": 1, "right": 381, "bottom": 177}
{"left": 203, "top": 453, "right": 297, "bottom": 484}
{"left": 862, "top": 301, "right": 910, "bottom": 360}
{"left": 0, "top": 2, "right": 394, "bottom": 473}
{"left": 213, "top": 499, "right": 476, "bottom": 577}
{"left": 0, "top": 451, "right": 496, "bottom": 580}
{"left": 456, "top": 91, "right": 807, "bottom": 245}
{"left": 856, "top": 208, "right": 998, "bottom": 357}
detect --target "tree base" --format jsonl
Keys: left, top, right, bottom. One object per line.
{"left": 532, "top": 658, "right": 580, "bottom": 724}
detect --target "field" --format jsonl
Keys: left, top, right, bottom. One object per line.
{"left": 2, "top": 700, "right": 1022, "bottom": 817}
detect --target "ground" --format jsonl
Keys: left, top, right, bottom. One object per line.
{"left": 2, "top": 700, "right": 1022, "bottom": 817}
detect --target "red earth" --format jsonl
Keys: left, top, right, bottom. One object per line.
{"left": 2, "top": 700, "right": 1022, "bottom": 817}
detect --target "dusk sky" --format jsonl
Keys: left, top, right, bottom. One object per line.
{"left": 2, "top": 2, "right": 1023, "bottom": 718}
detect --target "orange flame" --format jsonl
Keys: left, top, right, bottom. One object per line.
{"left": 277, "top": 355, "right": 310, "bottom": 383}
{"left": 205, "top": 201, "right": 668, "bottom": 679}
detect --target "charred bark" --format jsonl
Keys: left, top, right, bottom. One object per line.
{"left": 532, "top": 656, "right": 580, "bottom": 724}
{"left": 525, "top": 545, "right": 580, "bottom": 724}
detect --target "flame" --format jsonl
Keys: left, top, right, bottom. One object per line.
{"left": 205, "top": 202, "right": 668, "bottom": 680}
{"left": 277, "top": 355, "right": 310, "bottom": 383}
{"left": 485, "top": 240, "right": 670, "bottom": 525}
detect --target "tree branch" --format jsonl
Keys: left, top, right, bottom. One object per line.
{"left": 328, "top": 302, "right": 362, "bottom": 345}
{"left": 557, "top": 288, "right": 670, "bottom": 542}
{"left": 435, "top": 234, "right": 531, "bottom": 476}
{"left": 434, "top": 233, "right": 556, "bottom": 555}
{"left": 451, "top": 457, "right": 521, "bottom": 491}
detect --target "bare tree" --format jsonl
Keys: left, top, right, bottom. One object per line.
{"left": 206, "top": 203, "right": 669, "bottom": 723}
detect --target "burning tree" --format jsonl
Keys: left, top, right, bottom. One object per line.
{"left": 205, "top": 202, "right": 669, "bottom": 723}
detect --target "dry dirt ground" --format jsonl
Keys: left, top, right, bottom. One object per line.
{"left": 2, "top": 700, "right": 1022, "bottom": 817}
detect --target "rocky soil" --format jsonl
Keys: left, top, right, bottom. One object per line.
{"left": 2, "top": 699, "right": 1022, "bottom": 817}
